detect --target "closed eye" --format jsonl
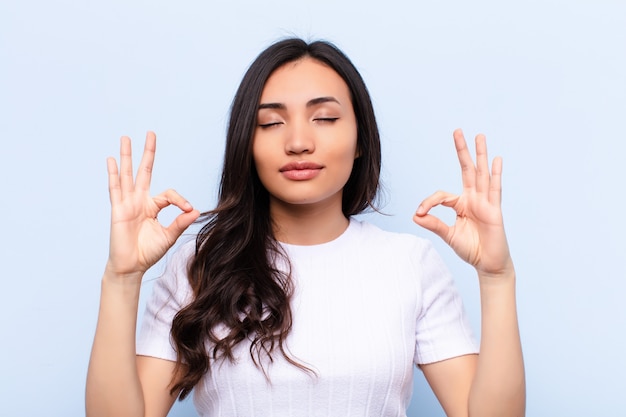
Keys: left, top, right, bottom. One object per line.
{"left": 313, "top": 117, "right": 339, "bottom": 123}
{"left": 258, "top": 122, "right": 283, "bottom": 128}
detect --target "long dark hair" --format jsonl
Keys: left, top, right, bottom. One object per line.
{"left": 170, "top": 38, "right": 382, "bottom": 399}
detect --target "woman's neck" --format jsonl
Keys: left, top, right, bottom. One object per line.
{"left": 269, "top": 197, "right": 349, "bottom": 246}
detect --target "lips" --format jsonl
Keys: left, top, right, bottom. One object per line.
{"left": 279, "top": 161, "right": 323, "bottom": 171}
{"left": 279, "top": 161, "right": 324, "bottom": 180}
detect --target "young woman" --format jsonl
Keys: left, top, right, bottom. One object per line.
{"left": 86, "top": 39, "right": 525, "bottom": 417}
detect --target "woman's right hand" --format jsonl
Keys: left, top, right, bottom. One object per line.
{"left": 106, "top": 132, "right": 200, "bottom": 279}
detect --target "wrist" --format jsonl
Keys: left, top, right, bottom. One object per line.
{"left": 477, "top": 261, "right": 516, "bottom": 286}
{"left": 103, "top": 263, "right": 145, "bottom": 286}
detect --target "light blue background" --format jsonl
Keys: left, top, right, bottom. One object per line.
{"left": 1, "top": 0, "right": 625, "bottom": 415}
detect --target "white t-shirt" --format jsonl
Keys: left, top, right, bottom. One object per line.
{"left": 137, "top": 218, "right": 478, "bottom": 416}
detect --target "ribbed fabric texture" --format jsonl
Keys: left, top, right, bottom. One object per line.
{"left": 137, "top": 219, "right": 478, "bottom": 416}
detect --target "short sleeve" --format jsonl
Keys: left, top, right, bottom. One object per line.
{"left": 136, "top": 241, "right": 195, "bottom": 361}
{"left": 412, "top": 239, "right": 478, "bottom": 365}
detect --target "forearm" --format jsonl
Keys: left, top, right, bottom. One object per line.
{"left": 86, "top": 269, "right": 146, "bottom": 417}
{"left": 468, "top": 269, "right": 525, "bottom": 417}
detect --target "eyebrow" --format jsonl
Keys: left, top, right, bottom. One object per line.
{"left": 258, "top": 96, "right": 340, "bottom": 111}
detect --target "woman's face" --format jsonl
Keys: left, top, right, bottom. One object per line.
{"left": 252, "top": 57, "right": 358, "bottom": 213}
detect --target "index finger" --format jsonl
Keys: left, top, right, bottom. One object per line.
{"left": 135, "top": 131, "right": 157, "bottom": 192}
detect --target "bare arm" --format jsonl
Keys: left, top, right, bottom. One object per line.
{"left": 414, "top": 129, "right": 525, "bottom": 417}
{"left": 86, "top": 133, "right": 199, "bottom": 417}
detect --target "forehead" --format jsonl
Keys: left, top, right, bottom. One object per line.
{"left": 260, "top": 57, "right": 351, "bottom": 103}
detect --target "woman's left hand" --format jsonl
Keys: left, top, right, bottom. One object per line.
{"left": 413, "top": 129, "right": 513, "bottom": 277}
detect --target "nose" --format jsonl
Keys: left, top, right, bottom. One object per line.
{"left": 285, "top": 120, "right": 315, "bottom": 155}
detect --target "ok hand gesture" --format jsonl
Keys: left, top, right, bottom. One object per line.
{"left": 106, "top": 132, "right": 200, "bottom": 279}
{"left": 413, "top": 129, "right": 513, "bottom": 277}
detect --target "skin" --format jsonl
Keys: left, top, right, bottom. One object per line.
{"left": 86, "top": 133, "right": 198, "bottom": 417}
{"left": 414, "top": 131, "right": 525, "bottom": 416}
{"left": 253, "top": 58, "right": 359, "bottom": 244}
{"left": 86, "top": 59, "right": 525, "bottom": 417}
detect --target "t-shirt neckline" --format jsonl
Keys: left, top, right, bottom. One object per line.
{"left": 278, "top": 218, "right": 358, "bottom": 252}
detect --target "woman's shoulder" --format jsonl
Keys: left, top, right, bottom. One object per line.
{"left": 171, "top": 237, "right": 196, "bottom": 260}
{"left": 150, "top": 237, "right": 196, "bottom": 299}
{"left": 159, "top": 237, "right": 196, "bottom": 274}
{"left": 350, "top": 218, "right": 432, "bottom": 251}
{"left": 346, "top": 219, "right": 444, "bottom": 268}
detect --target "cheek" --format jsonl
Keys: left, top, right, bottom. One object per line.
{"left": 345, "top": 122, "right": 359, "bottom": 158}
{"left": 341, "top": 128, "right": 359, "bottom": 162}
{"left": 252, "top": 140, "right": 276, "bottom": 188}
{"left": 252, "top": 139, "right": 268, "bottom": 169}
{"left": 334, "top": 135, "right": 358, "bottom": 178}
{"left": 252, "top": 142, "right": 265, "bottom": 179}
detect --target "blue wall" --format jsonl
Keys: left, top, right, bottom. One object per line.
{"left": 1, "top": 0, "right": 625, "bottom": 415}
